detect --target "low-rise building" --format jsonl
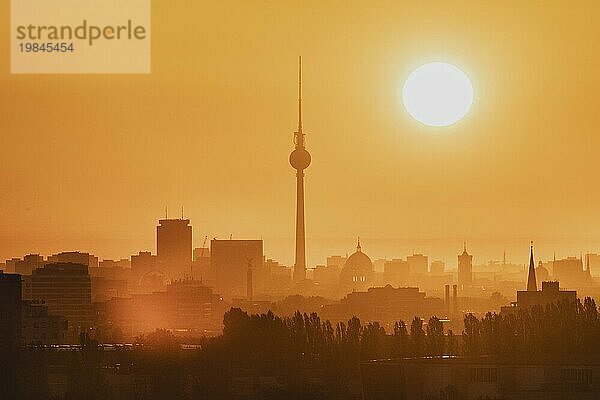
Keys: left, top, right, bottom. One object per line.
{"left": 361, "top": 356, "right": 600, "bottom": 400}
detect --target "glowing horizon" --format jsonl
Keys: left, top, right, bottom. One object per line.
{"left": 1, "top": 2, "right": 600, "bottom": 269}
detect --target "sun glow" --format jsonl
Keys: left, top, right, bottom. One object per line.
{"left": 402, "top": 62, "right": 473, "bottom": 127}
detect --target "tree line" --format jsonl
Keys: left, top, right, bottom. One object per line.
{"left": 9, "top": 296, "right": 600, "bottom": 399}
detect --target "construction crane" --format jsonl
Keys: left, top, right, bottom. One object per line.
{"left": 191, "top": 235, "right": 208, "bottom": 280}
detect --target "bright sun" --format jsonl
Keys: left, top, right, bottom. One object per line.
{"left": 402, "top": 62, "right": 473, "bottom": 127}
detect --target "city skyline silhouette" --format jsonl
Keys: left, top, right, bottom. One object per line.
{"left": 3, "top": 2, "right": 600, "bottom": 399}
{"left": 2, "top": 2, "right": 600, "bottom": 268}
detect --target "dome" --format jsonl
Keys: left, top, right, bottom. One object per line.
{"left": 340, "top": 238, "right": 374, "bottom": 290}
{"left": 345, "top": 249, "right": 373, "bottom": 271}
{"left": 289, "top": 148, "right": 311, "bottom": 170}
{"left": 536, "top": 261, "right": 550, "bottom": 282}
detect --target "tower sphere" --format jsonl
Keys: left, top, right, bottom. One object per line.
{"left": 289, "top": 148, "right": 311, "bottom": 170}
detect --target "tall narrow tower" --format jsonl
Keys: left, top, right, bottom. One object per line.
{"left": 156, "top": 216, "right": 192, "bottom": 280}
{"left": 586, "top": 253, "right": 592, "bottom": 279}
{"left": 457, "top": 242, "right": 473, "bottom": 289}
{"left": 527, "top": 241, "right": 537, "bottom": 291}
{"left": 289, "top": 56, "right": 311, "bottom": 282}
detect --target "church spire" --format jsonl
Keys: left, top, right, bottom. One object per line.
{"left": 527, "top": 241, "right": 537, "bottom": 291}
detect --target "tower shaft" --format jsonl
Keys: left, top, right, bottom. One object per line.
{"left": 294, "top": 169, "right": 306, "bottom": 281}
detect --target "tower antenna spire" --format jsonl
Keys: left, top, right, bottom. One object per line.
{"left": 298, "top": 56, "right": 302, "bottom": 136}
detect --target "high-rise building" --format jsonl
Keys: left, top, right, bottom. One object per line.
{"left": 0, "top": 272, "right": 22, "bottom": 349}
{"left": 383, "top": 259, "right": 410, "bottom": 286}
{"left": 289, "top": 57, "right": 311, "bottom": 282}
{"left": 211, "top": 239, "right": 264, "bottom": 298}
{"left": 156, "top": 217, "right": 192, "bottom": 279}
{"left": 25, "top": 263, "right": 92, "bottom": 335}
{"left": 430, "top": 260, "right": 445, "bottom": 274}
{"left": 407, "top": 253, "right": 428, "bottom": 275}
{"left": 457, "top": 243, "right": 473, "bottom": 288}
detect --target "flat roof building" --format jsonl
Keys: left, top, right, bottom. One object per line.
{"left": 25, "top": 263, "right": 92, "bottom": 338}
{"left": 157, "top": 218, "right": 192, "bottom": 280}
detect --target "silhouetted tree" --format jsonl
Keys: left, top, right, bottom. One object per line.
{"left": 361, "top": 322, "right": 388, "bottom": 360}
{"left": 392, "top": 320, "right": 409, "bottom": 357}
{"left": 463, "top": 313, "right": 480, "bottom": 356}
{"left": 410, "top": 317, "right": 426, "bottom": 357}
{"left": 426, "top": 316, "right": 444, "bottom": 355}
{"left": 63, "top": 332, "right": 108, "bottom": 400}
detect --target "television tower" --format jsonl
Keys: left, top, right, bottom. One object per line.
{"left": 289, "top": 56, "right": 311, "bottom": 282}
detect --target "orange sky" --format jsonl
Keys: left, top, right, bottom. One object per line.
{"left": 1, "top": 1, "right": 600, "bottom": 267}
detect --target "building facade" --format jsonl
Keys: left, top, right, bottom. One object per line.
{"left": 458, "top": 244, "right": 473, "bottom": 288}
{"left": 156, "top": 218, "right": 192, "bottom": 280}
{"left": 407, "top": 253, "right": 428, "bottom": 275}
{"left": 361, "top": 356, "right": 600, "bottom": 400}
{"left": 24, "top": 263, "right": 92, "bottom": 337}
{"left": 383, "top": 259, "right": 410, "bottom": 287}
{"left": 21, "top": 300, "right": 68, "bottom": 345}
